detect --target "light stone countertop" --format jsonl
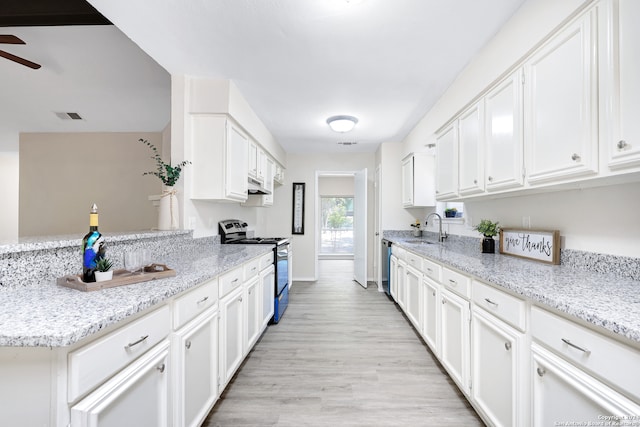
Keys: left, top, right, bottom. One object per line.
{"left": 387, "top": 235, "right": 640, "bottom": 345}
{"left": 0, "top": 243, "right": 272, "bottom": 347}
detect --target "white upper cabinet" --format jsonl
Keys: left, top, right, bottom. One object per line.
{"left": 190, "top": 114, "right": 248, "bottom": 202}
{"left": 524, "top": 8, "right": 599, "bottom": 183}
{"left": 485, "top": 70, "right": 524, "bottom": 191}
{"left": 402, "top": 153, "right": 437, "bottom": 207}
{"left": 458, "top": 101, "right": 485, "bottom": 195}
{"left": 435, "top": 124, "right": 459, "bottom": 200}
{"left": 602, "top": 0, "right": 640, "bottom": 169}
{"left": 248, "top": 140, "right": 258, "bottom": 179}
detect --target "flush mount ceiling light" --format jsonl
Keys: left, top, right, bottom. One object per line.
{"left": 326, "top": 115, "right": 358, "bottom": 133}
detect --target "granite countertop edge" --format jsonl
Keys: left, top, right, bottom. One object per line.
{"left": 388, "top": 237, "right": 640, "bottom": 345}
{"left": 0, "top": 244, "right": 272, "bottom": 348}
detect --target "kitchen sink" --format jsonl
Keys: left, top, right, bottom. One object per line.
{"left": 403, "top": 239, "right": 434, "bottom": 244}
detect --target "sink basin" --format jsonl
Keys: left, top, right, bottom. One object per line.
{"left": 403, "top": 239, "right": 434, "bottom": 245}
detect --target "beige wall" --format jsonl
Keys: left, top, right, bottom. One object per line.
{"left": 318, "top": 176, "right": 354, "bottom": 196}
{"left": 19, "top": 132, "right": 163, "bottom": 236}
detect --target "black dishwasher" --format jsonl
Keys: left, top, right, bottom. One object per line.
{"left": 381, "top": 239, "right": 392, "bottom": 295}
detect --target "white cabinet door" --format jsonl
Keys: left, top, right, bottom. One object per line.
{"left": 524, "top": 8, "right": 598, "bottom": 183}
{"left": 248, "top": 139, "right": 258, "bottom": 178}
{"left": 435, "top": 123, "right": 459, "bottom": 200}
{"left": 471, "top": 307, "right": 525, "bottom": 427}
{"left": 260, "top": 265, "right": 275, "bottom": 331}
{"left": 173, "top": 309, "right": 219, "bottom": 427}
{"left": 219, "top": 286, "right": 244, "bottom": 388}
{"left": 244, "top": 275, "right": 261, "bottom": 352}
{"left": 227, "top": 123, "right": 249, "bottom": 200}
{"left": 485, "top": 70, "right": 524, "bottom": 191}
{"left": 603, "top": 0, "right": 640, "bottom": 169}
{"left": 396, "top": 260, "right": 407, "bottom": 311}
{"left": 422, "top": 276, "right": 440, "bottom": 356}
{"left": 458, "top": 101, "right": 485, "bottom": 195}
{"left": 404, "top": 264, "right": 422, "bottom": 332}
{"left": 440, "top": 288, "right": 470, "bottom": 395}
{"left": 390, "top": 255, "right": 398, "bottom": 303}
{"left": 256, "top": 148, "right": 267, "bottom": 183}
{"left": 531, "top": 343, "right": 640, "bottom": 426}
{"left": 401, "top": 153, "right": 436, "bottom": 207}
{"left": 263, "top": 157, "right": 275, "bottom": 206}
{"left": 71, "top": 341, "right": 170, "bottom": 427}
{"left": 401, "top": 156, "right": 414, "bottom": 206}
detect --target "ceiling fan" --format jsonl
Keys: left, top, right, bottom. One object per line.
{"left": 0, "top": 35, "right": 41, "bottom": 69}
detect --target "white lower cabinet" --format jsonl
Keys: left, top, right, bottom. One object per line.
{"left": 531, "top": 343, "right": 640, "bottom": 426}
{"left": 405, "top": 264, "right": 422, "bottom": 332}
{"left": 219, "top": 285, "right": 244, "bottom": 389}
{"left": 172, "top": 307, "right": 219, "bottom": 427}
{"left": 471, "top": 307, "right": 526, "bottom": 427}
{"left": 244, "top": 275, "right": 261, "bottom": 352}
{"left": 389, "top": 254, "right": 399, "bottom": 302}
{"left": 440, "top": 287, "right": 471, "bottom": 395}
{"left": 260, "top": 264, "right": 275, "bottom": 331}
{"left": 421, "top": 276, "right": 440, "bottom": 356}
{"left": 396, "top": 259, "right": 407, "bottom": 311}
{"left": 71, "top": 341, "right": 170, "bottom": 427}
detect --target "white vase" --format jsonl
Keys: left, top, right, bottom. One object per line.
{"left": 158, "top": 186, "right": 179, "bottom": 230}
{"left": 95, "top": 270, "right": 113, "bottom": 282}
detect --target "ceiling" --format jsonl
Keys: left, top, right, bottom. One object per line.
{"left": 1, "top": 0, "right": 527, "bottom": 153}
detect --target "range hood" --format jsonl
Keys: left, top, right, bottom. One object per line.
{"left": 247, "top": 177, "right": 271, "bottom": 195}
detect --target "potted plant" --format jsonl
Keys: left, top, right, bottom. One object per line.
{"left": 474, "top": 219, "right": 500, "bottom": 253}
{"left": 94, "top": 257, "right": 114, "bottom": 282}
{"left": 410, "top": 219, "right": 422, "bottom": 237}
{"left": 444, "top": 207, "right": 457, "bottom": 218}
{"left": 140, "top": 138, "right": 191, "bottom": 230}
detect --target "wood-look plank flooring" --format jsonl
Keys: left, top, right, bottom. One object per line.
{"left": 203, "top": 260, "right": 484, "bottom": 427}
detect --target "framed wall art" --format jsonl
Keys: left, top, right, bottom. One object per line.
{"left": 499, "top": 228, "right": 560, "bottom": 265}
{"left": 292, "top": 182, "right": 305, "bottom": 234}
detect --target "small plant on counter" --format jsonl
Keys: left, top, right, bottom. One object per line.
{"left": 139, "top": 138, "right": 191, "bottom": 187}
{"left": 474, "top": 219, "right": 500, "bottom": 237}
{"left": 95, "top": 257, "right": 114, "bottom": 272}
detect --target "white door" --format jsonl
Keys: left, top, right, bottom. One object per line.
{"left": 353, "top": 168, "right": 367, "bottom": 288}
{"left": 374, "top": 165, "right": 381, "bottom": 292}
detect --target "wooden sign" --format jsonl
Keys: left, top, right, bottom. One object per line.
{"left": 499, "top": 228, "right": 560, "bottom": 265}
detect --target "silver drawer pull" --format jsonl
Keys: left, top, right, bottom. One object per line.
{"left": 561, "top": 338, "right": 591, "bottom": 355}
{"left": 185, "top": 340, "right": 192, "bottom": 349}
{"left": 484, "top": 298, "right": 498, "bottom": 307}
{"left": 536, "top": 367, "right": 546, "bottom": 377}
{"left": 432, "top": 291, "right": 436, "bottom": 297}
{"left": 441, "top": 298, "right": 446, "bottom": 304}
{"left": 448, "top": 279, "right": 457, "bottom": 286}
{"left": 157, "top": 363, "right": 166, "bottom": 373}
{"left": 571, "top": 153, "right": 581, "bottom": 162}
{"left": 251, "top": 267, "right": 257, "bottom": 271}
{"left": 232, "top": 278, "right": 239, "bottom": 283}
{"left": 427, "top": 268, "right": 433, "bottom": 272}
{"left": 617, "top": 140, "right": 628, "bottom": 150}
{"left": 504, "top": 342, "right": 511, "bottom": 351}
{"left": 197, "top": 296, "right": 209, "bottom": 304}
{"left": 125, "top": 335, "right": 149, "bottom": 350}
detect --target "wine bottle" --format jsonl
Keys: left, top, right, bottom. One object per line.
{"left": 82, "top": 203, "right": 106, "bottom": 282}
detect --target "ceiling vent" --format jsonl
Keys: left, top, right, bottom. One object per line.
{"left": 55, "top": 112, "right": 83, "bottom": 120}
{"left": 337, "top": 141, "right": 358, "bottom": 146}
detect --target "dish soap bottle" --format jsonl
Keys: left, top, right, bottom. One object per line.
{"left": 82, "top": 203, "right": 106, "bottom": 282}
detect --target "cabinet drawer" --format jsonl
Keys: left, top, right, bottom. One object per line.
{"left": 472, "top": 280, "right": 526, "bottom": 331}
{"left": 405, "top": 252, "right": 422, "bottom": 271}
{"left": 68, "top": 305, "right": 171, "bottom": 402}
{"left": 219, "top": 266, "right": 243, "bottom": 298}
{"left": 531, "top": 306, "right": 640, "bottom": 400}
{"left": 422, "top": 258, "right": 441, "bottom": 282}
{"left": 392, "top": 246, "right": 406, "bottom": 260}
{"left": 244, "top": 258, "right": 260, "bottom": 280}
{"left": 259, "top": 251, "right": 274, "bottom": 270}
{"left": 441, "top": 267, "right": 470, "bottom": 299}
{"left": 173, "top": 278, "right": 219, "bottom": 330}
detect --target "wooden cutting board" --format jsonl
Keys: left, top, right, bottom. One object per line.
{"left": 57, "top": 264, "right": 176, "bottom": 292}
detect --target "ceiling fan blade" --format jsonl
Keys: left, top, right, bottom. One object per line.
{"left": 0, "top": 35, "right": 25, "bottom": 45}
{"left": 0, "top": 50, "right": 41, "bottom": 69}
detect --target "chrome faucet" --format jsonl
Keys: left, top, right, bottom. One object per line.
{"left": 425, "top": 213, "right": 448, "bottom": 242}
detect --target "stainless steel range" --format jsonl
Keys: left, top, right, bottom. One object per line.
{"left": 218, "top": 219, "right": 290, "bottom": 323}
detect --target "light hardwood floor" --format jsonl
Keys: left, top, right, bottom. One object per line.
{"left": 204, "top": 260, "right": 484, "bottom": 427}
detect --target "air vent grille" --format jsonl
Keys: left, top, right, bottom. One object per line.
{"left": 337, "top": 141, "right": 358, "bottom": 146}
{"left": 55, "top": 112, "right": 83, "bottom": 120}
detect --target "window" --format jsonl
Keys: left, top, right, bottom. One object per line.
{"left": 320, "top": 197, "right": 353, "bottom": 255}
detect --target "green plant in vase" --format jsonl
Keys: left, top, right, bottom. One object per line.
{"left": 474, "top": 219, "right": 500, "bottom": 253}
{"left": 94, "top": 257, "right": 114, "bottom": 282}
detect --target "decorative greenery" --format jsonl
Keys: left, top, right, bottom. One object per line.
{"left": 410, "top": 219, "right": 421, "bottom": 229}
{"left": 95, "top": 257, "right": 114, "bottom": 272}
{"left": 444, "top": 208, "right": 457, "bottom": 214}
{"left": 139, "top": 138, "right": 191, "bottom": 187}
{"left": 474, "top": 219, "right": 501, "bottom": 238}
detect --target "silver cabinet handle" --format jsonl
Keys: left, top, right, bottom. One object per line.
{"left": 432, "top": 291, "right": 436, "bottom": 297}
{"left": 426, "top": 267, "right": 433, "bottom": 273}
{"left": 125, "top": 335, "right": 149, "bottom": 350}
{"left": 504, "top": 342, "right": 512, "bottom": 351}
{"left": 238, "top": 297, "right": 243, "bottom": 302}
{"left": 561, "top": 338, "right": 591, "bottom": 355}
{"left": 231, "top": 278, "right": 239, "bottom": 283}
{"left": 448, "top": 279, "right": 457, "bottom": 286}
{"left": 617, "top": 140, "right": 628, "bottom": 150}
{"left": 157, "top": 363, "right": 166, "bottom": 373}
{"left": 197, "top": 296, "right": 209, "bottom": 304}
{"left": 536, "top": 367, "right": 546, "bottom": 377}
{"left": 571, "top": 153, "right": 581, "bottom": 161}
{"left": 484, "top": 298, "right": 498, "bottom": 307}
{"left": 251, "top": 267, "right": 257, "bottom": 272}
{"left": 473, "top": 179, "right": 478, "bottom": 184}
{"left": 441, "top": 298, "right": 446, "bottom": 304}
{"left": 185, "top": 340, "right": 192, "bottom": 349}
{"left": 487, "top": 176, "right": 494, "bottom": 182}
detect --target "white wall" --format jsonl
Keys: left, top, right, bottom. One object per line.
{"left": 318, "top": 176, "right": 354, "bottom": 196}
{"left": 0, "top": 131, "right": 19, "bottom": 242}
{"left": 398, "top": 0, "right": 640, "bottom": 258}
{"left": 263, "top": 152, "right": 376, "bottom": 281}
